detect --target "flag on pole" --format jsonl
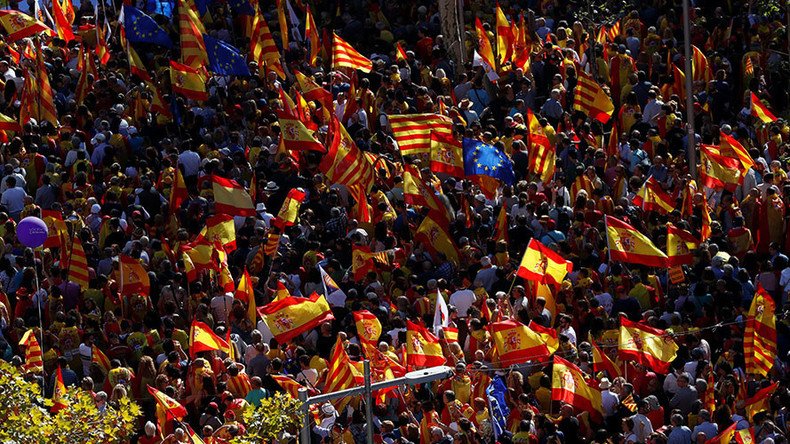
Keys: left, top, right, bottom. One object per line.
{"left": 318, "top": 264, "right": 346, "bottom": 304}
{"left": 750, "top": 92, "right": 778, "bottom": 123}
{"left": 170, "top": 60, "right": 208, "bottom": 101}
{"left": 276, "top": 110, "right": 324, "bottom": 152}
{"left": 67, "top": 235, "right": 90, "bottom": 288}
{"left": 92, "top": 345, "right": 111, "bottom": 375}
{"left": 119, "top": 255, "right": 150, "bottom": 296}
{"left": 517, "top": 239, "right": 572, "bottom": 285}
{"left": 590, "top": 335, "right": 621, "bottom": 378}
{"left": 332, "top": 33, "right": 372, "bottom": 72}
{"left": 258, "top": 293, "right": 334, "bottom": 343}
{"left": 527, "top": 108, "right": 555, "bottom": 182}
{"left": 552, "top": 355, "right": 603, "bottom": 421}
{"left": 494, "top": 3, "right": 513, "bottom": 64}
{"left": 573, "top": 70, "right": 614, "bottom": 124}
{"left": 389, "top": 113, "right": 453, "bottom": 156}
{"left": 189, "top": 320, "right": 231, "bottom": 358}
{"left": 210, "top": 175, "right": 256, "bottom": 216}
{"left": 148, "top": 385, "right": 188, "bottom": 419}
{"left": 474, "top": 17, "right": 496, "bottom": 70}
{"left": 0, "top": 10, "right": 53, "bottom": 41}
{"left": 429, "top": 131, "right": 464, "bottom": 177}
{"left": 491, "top": 320, "right": 550, "bottom": 366}
{"left": 176, "top": 0, "right": 208, "bottom": 69}
{"left": 52, "top": 0, "right": 74, "bottom": 42}
{"left": 666, "top": 223, "right": 700, "bottom": 266}
{"left": 699, "top": 144, "right": 743, "bottom": 191}
{"left": 605, "top": 215, "right": 668, "bottom": 267}
{"left": 618, "top": 315, "right": 678, "bottom": 374}
{"left": 528, "top": 321, "right": 559, "bottom": 354}
{"left": 632, "top": 176, "right": 675, "bottom": 214}
{"left": 52, "top": 365, "right": 68, "bottom": 412}
{"left": 406, "top": 320, "right": 445, "bottom": 367}
{"left": 19, "top": 329, "right": 43, "bottom": 372}
{"left": 432, "top": 290, "right": 449, "bottom": 336}
{"left": 304, "top": 5, "right": 319, "bottom": 66}
{"left": 353, "top": 310, "right": 382, "bottom": 349}
{"left": 394, "top": 41, "right": 408, "bottom": 62}
{"left": 744, "top": 381, "right": 779, "bottom": 421}
{"left": 744, "top": 285, "right": 777, "bottom": 377}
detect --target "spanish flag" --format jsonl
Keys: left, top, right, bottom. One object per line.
{"left": 494, "top": 206, "right": 509, "bottom": 243}
{"left": 495, "top": 3, "right": 513, "bottom": 64}
{"left": 276, "top": 109, "right": 325, "bottom": 153}
{"left": 705, "top": 422, "right": 755, "bottom": 444}
{"left": 352, "top": 245, "right": 377, "bottom": 280}
{"left": 196, "top": 214, "right": 237, "bottom": 252}
{"left": 235, "top": 268, "right": 256, "bottom": 324}
{"left": 492, "top": 320, "right": 550, "bottom": 366}
{"left": 632, "top": 176, "right": 675, "bottom": 214}
{"left": 414, "top": 211, "right": 459, "bottom": 265}
{"left": 52, "top": 0, "right": 75, "bottom": 42}
{"left": 332, "top": 33, "right": 372, "bottom": 72}
{"left": 750, "top": 92, "right": 777, "bottom": 123}
{"left": 67, "top": 235, "right": 90, "bottom": 288}
{"left": 189, "top": 320, "right": 231, "bottom": 358}
{"left": 517, "top": 239, "right": 572, "bottom": 285}
{"left": 294, "top": 70, "right": 333, "bottom": 111}
{"left": 0, "top": 112, "right": 21, "bottom": 133}
{"left": 170, "top": 60, "right": 208, "bottom": 101}
{"left": 304, "top": 5, "right": 319, "bottom": 66}
{"left": 745, "top": 381, "right": 779, "bottom": 421}
{"left": 406, "top": 320, "right": 445, "bottom": 367}
{"left": 744, "top": 285, "right": 776, "bottom": 377}
{"left": 52, "top": 366, "right": 69, "bottom": 413}
{"left": 92, "top": 345, "right": 111, "bottom": 375}
{"left": 0, "top": 10, "right": 53, "bottom": 41}
{"left": 605, "top": 215, "right": 667, "bottom": 267}
{"left": 691, "top": 45, "right": 712, "bottom": 83}
{"left": 258, "top": 292, "right": 334, "bottom": 344}
{"left": 528, "top": 321, "right": 558, "bottom": 355}
{"left": 719, "top": 131, "right": 755, "bottom": 172}
{"left": 210, "top": 175, "right": 256, "bottom": 217}
{"left": 618, "top": 315, "right": 678, "bottom": 374}
{"left": 119, "top": 254, "right": 150, "bottom": 296}
{"left": 589, "top": 334, "right": 621, "bottom": 378}
{"left": 666, "top": 223, "right": 699, "bottom": 266}
{"left": 181, "top": 239, "right": 217, "bottom": 279}
{"left": 474, "top": 17, "right": 496, "bottom": 70}
{"left": 429, "top": 131, "right": 464, "bottom": 178}
{"left": 147, "top": 385, "right": 188, "bottom": 420}
{"left": 394, "top": 41, "right": 408, "bottom": 62}
{"left": 552, "top": 355, "right": 603, "bottom": 421}
{"left": 700, "top": 144, "right": 743, "bottom": 191}
{"left": 19, "top": 329, "right": 43, "bottom": 372}
{"left": 273, "top": 188, "right": 306, "bottom": 229}
{"left": 353, "top": 310, "right": 382, "bottom": 349}
{"left": 403, "top": 164, "right": 438, "bottom": 209}
{"left": 325, "top": 337, "right": 364, "bottom": 412}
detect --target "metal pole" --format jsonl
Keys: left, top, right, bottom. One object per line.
{"left": 298, "top": 387, "right": 311, "bottom": 444}
{"left": 33, "top": 254, "right": 45, "bottom": 398}
{"left": 682, "top": 0, "right": 697, "bottom": 179}
{"left": 363, "top": 360, "right": 374, "bottom": 444}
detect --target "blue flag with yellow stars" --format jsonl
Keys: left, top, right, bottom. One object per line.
{"left": 203, "top": 34, "right": 251, "bottom": 76}
{"left": 122, "top": 5, "right": 173, "bottom": 48}
{"left": 462, "top": 138, "right": 515, "bottom": 185}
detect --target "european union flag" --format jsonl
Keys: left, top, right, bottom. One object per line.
{"left": 203, "top": 34, "right": 251, "bottom": 76}
{"left": 486, "top": 377, "right": 510, "bottom": 438}
{"left": 122, "top": 5, "right": 173, "bottom": 48}
{"left": 462, "top": 138, "right": 515, "bottom": 185}
{"left": 227, "top": 0, "right": 254, "bottom": 16}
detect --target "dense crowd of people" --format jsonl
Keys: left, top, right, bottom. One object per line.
{"left": 0, "top": 0, "right": 789, "bottom": 442}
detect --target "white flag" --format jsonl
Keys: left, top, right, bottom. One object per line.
{"left": 433, "top": 289, "right": 449, "bottom": 335}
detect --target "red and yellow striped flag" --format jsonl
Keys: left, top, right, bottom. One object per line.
{"left": 666, "top": 223, "right": 700, "bottom": 266}
{"left": 273, "top": 374, "right": 308, "bottom": 398}
{"left": 250, "top": 8, "right": 284, "bottom": 78}
{"left": 95, "top": 17, "right": 110, "bottom": 65}
{"left": 319, "top": 115, "right": 375, "bottom": 191}
{"left": 494, "top": 206, "right": 508, "bottom": 243}
{"left": 41, "top": 209, "right": 67, "bottom": 249}
{"left": 474, "top": 17, "right": 496, "bottom": 70}
{"left": 332, "top": 33, "right": 372, "bottom": 72}
{"left": 210, "top": 175, "right": 256, "bottom": 217}
{"left": 495, "top": 3, "right": 514, "bottom": 64}
{"left": 552, "top": 355, "right": 603, "bottom": 421}
{"left": 750, "top": 92, "right": 777, "bottom": 123}
{"left": 189, "top": 320, "right": 231, "bottom": 358}
{"left": 691, "top": 45, "right": 712, "bottom": 83}
{"left": 52, "top": 0, "right": 75, "bottom": 42}
{"left": 632, "top": 176, "right": 674, "bottom": 214}
{"left": 704, "top": 370, "right": 716, "bottom": 414}
{"left": 744, "top": 285, "right": 776, "bottom": 376}
{"left": 19, "top": 329, "right": 43, "bottom": 372}
{"left": 52, "top": 366, "right": 69, "bottom": 412}
{"left": 325, "top": 337, "right": 363, "bottom": 411}
{"left": 67, "top": 235, "right": 90, "bottom": 288}
{"left": 527, "top": 109, "right": 555, "bottom": 183}
{"left": 304, "top": 5, "right": 319, "bottom": 66}
{"left": 492, "top": 320, "right": 550, "bottom": 366}
{"left": 276, "top": 0, "right": 288, "bottom": 48}
{"left": 92, "top": 344, "right": 111, "bottom": 375}
{"left": 259, "top": 292, "right": 334, "bottom": 343}
{"left": 517, "top": 238, "right": 572, "bottom": 285}
{"left": 389, "top": 113, "right": 453, "bottom": 155}
{"left": 573, "top": 70, "right": 614, "bottom": 124}
{"left": 20, "top": 47, "right": 58, "bottom": 126}
{"left": 406, "top": 320, "right": 445, "bottom": 367}
{"left": 177, "top": 0, "right": 208, "bottom": 69}
{"left": 618, "top": 315, "right": 678, "bottom": 374}
{"left": 605, "top": 215, "right": 668, "bottom": 267}
{"left": 528, "top": 321, "right": 559, "bottom": 354}
{"left": 353, "top": 310, "right": 382, "bottom": 349}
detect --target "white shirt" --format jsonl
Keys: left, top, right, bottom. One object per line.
{"left": 633, "top": 413, "right": 653, "bottom": 442}
{"left": 210, "top": 294, "right": 233, "bottom": 324}
{"left": 559, "top": 325, "right": 577, "bottom": 345}
{"left": 178, "top": 150, "right": 201, "bottom": 176}
{"left": 449, "top": 289, "right": 476, "bottom": 317}
{"left": 601, "top": 389, "right": 619, "bottom": 416}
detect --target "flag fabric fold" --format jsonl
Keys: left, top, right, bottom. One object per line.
{"left": 744, "top": 285, "right": 777, "bottom": 377}
{"left": 491, "top": 319, "right": 550, "bottom": 366}
{"left": 605, "top": 215, "right": 668, "bottom": 267}
{"left": 552, "top": 355, "right": 604, "bottom": 421}
{"left": 517, "top": 239, "right": 572, "bottom": 285}
{"left": 258, "top": 292, "right": 334, "bottom": 344}
{"left": 618, "top": 315, "right": 678, "bottom": 374}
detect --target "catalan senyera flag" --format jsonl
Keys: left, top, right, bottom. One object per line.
{"left": 74, "top": 47, "right": 95, "bottom": 104}
{"left": 704, "top": 370, "right": 716, "bottom": 413}
{"left": 691, "top": 45, "right": 712, "bottom": 83}
{"left": 259, "top": 292, "right": 334, "bottom": 344}
{"left": 177, "top": 0, "right": 208, "bottom": 69}
{"left": 744, "top": 285, "right": 777, "bottom": 377}
{"left": 751, "top": 92, "right": 777, "bottom": 124}
{"left": 276, "top": 109, "right": 325, "bottom": 153}
{"left": 414, "top": 211, "right": 459, "bottom": 264}
{"left": 389, "top": 113, "right": 453, "bottom": 155}
{"left": 19, "top": 329, "right": 43, "bottom": 372}
{"left": 552, "top": 355, "right": 603, "bottom": 421}
{"left": 170, "top": 60, "right": 208, "bottom": 101}
{"left": 92, "top": 344, "right": 111, "bottom": 375}
{"left": 272, "top": 374, "right": 305, "bottom": 398}
{"left": 719, "top": 131, "right": 755, "bottom": 172}
{"left": 429, "top": 131, "right": 464, "bottom": 177}
{"left": 41, "top": 209, "right": 67, "bottom": 248}
{"left": 20, "top": 48, "right": 58, "bottom": 126}
{"left": 528, "top": 321, "right": 558, "bottom": 355}
{"left": 406, "top": 320, "right": 445, "bottom": 367}
{"left": 573, "top": 70, "right": 614, "bottom": 124}
{"left": 52, "top": 365, "right": 68, "bottom": 413}
{"left": 147, "top": 385, "right": 188, "bottom": 420}
{"left": 0, "top": 10, "right": 53, "bottom": 41}
{"left": 494, "top": 206, "right": 508, "bottom": 243}
{"left": 319, "top": 115, "right": 375, "bottom": 191}
{"left": 666, "top": 223, "right": 700, "bottom": 266}
{"left": 304, "top": 5, "right": 319, "bottom": 66}
{"left": 495, "top": 3, "right": 514, "bottom": 64}
{"left": 517, "top": 239, "right": 572, "bottom": 285}
{"left": 704, "top": 423, "right": 755, "bottom": 444}
{"left": 189, "top": 320, "right": 231, "bottom": 358}
{"left": 632, "top": 176, "right": 675, "bottom": 214}
{"left": 527, "top": 108, "right": 555, "bottom": 183}
{"left": 332, "top": 33, "right": 372, "bottom": 72}
{"left": 618, "top": 315, "right": 678, "bottom": 374}
{"left": 250, "top": 8, "right": 284, "bottom": 78}
{"left": 700, "top": 144, "right": 743, "bottom": 191}
{"left": 491, "top": 320, "right": 550, "bottom": 366}
{"left": 325, "top": 337, "right": 364, "bottom": 411}
{"left": 67, "top": 235, "right": 90, "bottom": 288}
{"left": 353, "top": 310, "right": 382, "bottom": 349}
{"left": 0, "top": 112, "right": 21, "bottom": 133}
{"left": 275, "top": 0, "right": 288, "bottom": 48}
{"left": 474, "top": 17, "right": 496, "bottom": 70}
{"left": 210, "top": 175, "right": 256, "bottom": 216}
{"left": 273, "top": 188, "right": 306, "bottom": 229}
{"left": 196, "top": 214, "right": 236, "bottom": 251}
{"left": 744, "top": 381, "right": 779, "bottom": 421}
{"left": 590, "top": 335, "right": 621, "bottom": 378}
{"left": 95, "top": 16, "right": 110, "bottom": 65}
{"left": 119, "top": 254, "right": 150, "bottom": 296}
{"left": 605, "top": 215, "right": 668, "bottom": 267}
{"left": 673, "top": 64, "right": 686, "bottom": 100}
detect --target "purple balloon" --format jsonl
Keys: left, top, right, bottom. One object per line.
{"left": 17, "top": 216, "right": 49, "bottom": 248}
